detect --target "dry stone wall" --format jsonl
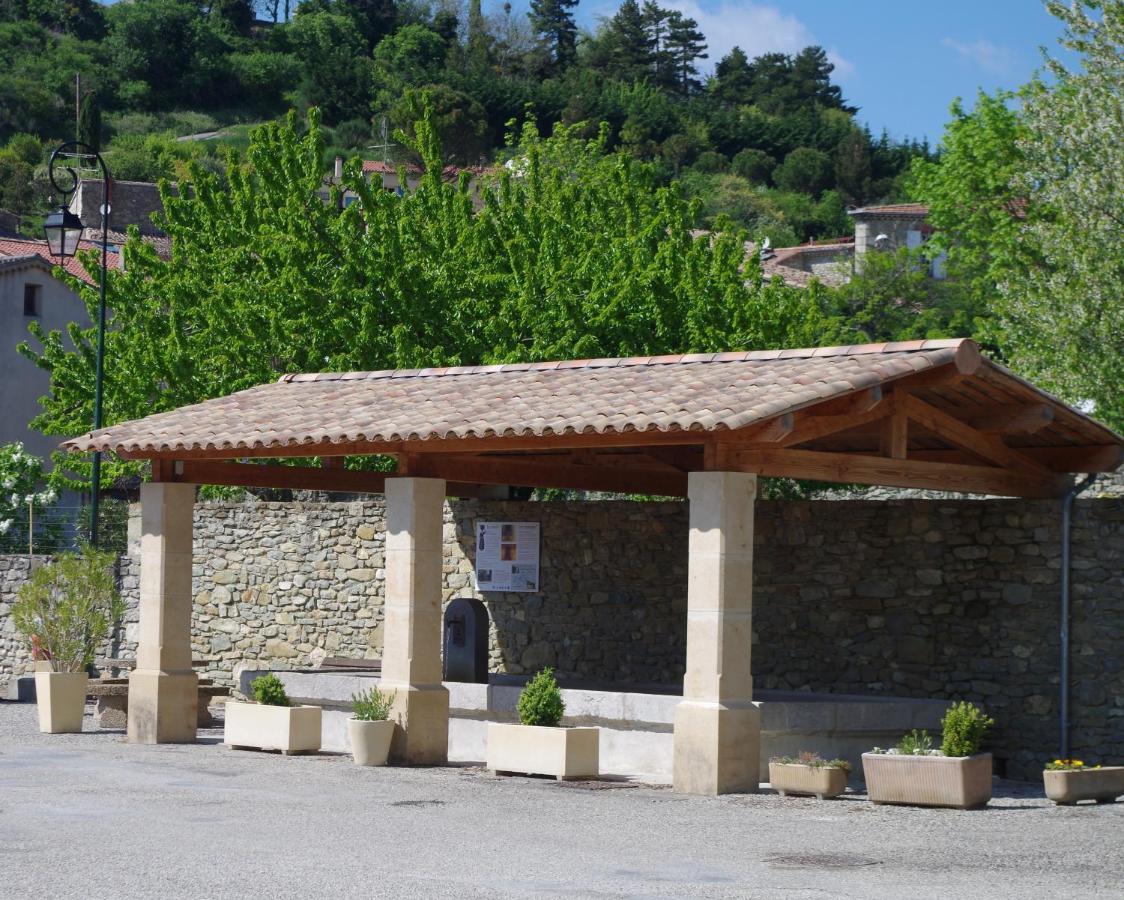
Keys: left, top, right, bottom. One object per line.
{"left": 2, "top": 494, "right": 1121, "bottom": 779}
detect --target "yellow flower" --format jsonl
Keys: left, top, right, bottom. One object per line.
{"left": 1054, "top": 759, "right": 1063, "bottom": 765}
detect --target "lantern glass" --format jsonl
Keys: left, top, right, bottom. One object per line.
{"left": 43, "top": 207, "right": 85, "bottom": 258}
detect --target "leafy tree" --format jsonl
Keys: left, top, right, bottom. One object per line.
{"left": 289, "top": 10, "right": 373, "bottom": 122}
{"left": 21, "top": 108, "right": 830, "bottom": 488}
{"left": 528, "top": 0, "right": 578, "bottom": 72}
{"left": 731, "top": 147, "right": 774, "bottom": 184}
{"left": 0, "top": 442, "right": 55, "bottom": 546}
{"left": 692, "top": 150, "right": 726, "bottom": 173}
{"left": 391, "top": 84, "right": 487, "bottom": 163}
{"left": 212, "top": 0, "right": 255, "bottom": 37}
{"left": 999, "top": 0, "right": 1124, "bottom": 428}
{"left": 773, "top": 146, "right": 831, "bottom": 195}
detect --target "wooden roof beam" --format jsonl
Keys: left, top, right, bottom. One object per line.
{"left": 725, "top": 447, "right": 1071, "bottom": 498}
{"left": 963, "top": 403, "right": 1054, "bottom": 435}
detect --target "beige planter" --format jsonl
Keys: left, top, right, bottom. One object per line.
{"left": 1044, "top": 767, "right": 1124, "bottom": 805}
{"left": 486, "top": 722, "right": 599, "bottom": 780}
{"left": 769, "top": 762, "right": 848, "bottom": 799}
{"left": 34, "top": 671, "right": 88, "bottom": 734}
{"left": 863, "top": 752, "right": 992, "bottom": 809}
{"left": 224, "top": 700, "right": 321, "bottom": 755}
{"left": 348, "top": 718, "right": 396, "bottom": 767}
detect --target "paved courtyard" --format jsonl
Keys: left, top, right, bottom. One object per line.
{"left": 1, "top": 703, "right": 1121, "bottom": 899}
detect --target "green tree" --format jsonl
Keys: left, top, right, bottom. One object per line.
{"left": 289, "top": 10, "right": 374, "bottom": 122}
{"left": 665, "top": 10, "right": 706, "bottom": 97}
{"left": 731, "top": 148, "right": 774, "bottom": 184}
{"left": 21, "top": 108, "right": 829, "bottom": 488}
{"left": 833, "top": 129, "right": 870, "bottom": 205}
{"left": 594, "top": 0, "right": 653, "bottom": 83}
{"left": 528, "top": 0, "right": 578, "bottom": 72}
{"left": 773, "top": 146, "right": 831, "bottom": 194}
{"left": 77, "top": 91, "right": 101, "bottom": 152}
{"left": 1001, "top": 0, "right": 1124, "bottom": 428}
{"left": 710, "top": 46, "right": 752, "bottom": 105}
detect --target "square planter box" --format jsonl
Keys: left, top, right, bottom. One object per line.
{"left": 769, "top": 762, "right": 848, "bottom": 799}
{"left": 35, "top": 671, "right": 88, "bottom": 734}
{"left": 486, "top": 722, "right": 599, "bottom": 780}
{"left": 224, "top": 700, "right": 321, "bottom": 755}
{"left": 862, "top": 752, "right": 992, "bottom": 809}
{"left": 1044, "top": 767, "right": 1124, "bottom": 805}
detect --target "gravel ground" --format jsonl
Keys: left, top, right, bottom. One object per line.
{"left": 1, "top": 702, "right": 1122, "bottom": 900}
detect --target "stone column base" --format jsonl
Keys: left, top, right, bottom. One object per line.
{"left": 386, "top": 683, "right": 450, "bottom": 765}
{"left": 673, "top": 699, "right": 761, "bottom": 795}
{"left": 127, "top": 670, "right": 199, "bottom": 744}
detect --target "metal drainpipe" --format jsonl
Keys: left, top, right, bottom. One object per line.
{"left": 1060, "top": 472, "right": 1098, "bottom": 760}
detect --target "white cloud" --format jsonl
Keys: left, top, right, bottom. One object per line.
{"left": 661, "top": 1, "right": 856, "bottom": 80}
{"left": 942, "top": 37, "right": 1015, "bottom": 74}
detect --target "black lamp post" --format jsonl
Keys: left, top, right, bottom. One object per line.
{"left": 43, "top": 142, "right": 112, "bottom": 547}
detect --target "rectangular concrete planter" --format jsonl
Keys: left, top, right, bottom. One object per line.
{"left": 348, "top": 718, "right": 396, "bottom": 766}
{"left": 487, "top": 722, "right": 599, "bottom": 780}
{"left": 1044, "top": 767, "right": 1124, "bottom": 805}
{"left": 863, "top": 752, "right": 992, "bottom": 809}
{"left": 35, "top": 671, "right": 88, "bottom": 734}
{"left": 769, "top": 762, "right": 848, "bottom": 799}
{"left": 224, "top": 700, "right": 321, "bottom": 755}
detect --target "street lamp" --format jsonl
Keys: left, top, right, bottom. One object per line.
{"left": 44, "top": 142, "right": 112, "bottom": 548}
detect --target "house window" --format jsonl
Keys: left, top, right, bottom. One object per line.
{"left": 23, "top": 283, "right": 41, "bottom": 317}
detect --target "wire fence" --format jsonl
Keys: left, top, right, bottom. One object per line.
{"left": 0, "top": 500, "right": 129, "bottom": 556}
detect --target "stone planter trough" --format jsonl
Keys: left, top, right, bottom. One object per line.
{"left": 224, "top": 700, "right": 321, "bottom": 754}
{"left": 1043, "top": 767, "right": 1124, "bottom": 805}
{"left": 769, "top": 761, "right": 848, "bottom": 799}
{"left": 862, "top": 752, "right": 992, "bottom": 809}
{"left": 487, "top": 722, "right": 599, "bottom": 780}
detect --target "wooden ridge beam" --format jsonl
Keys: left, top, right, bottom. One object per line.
{"left": 724, "top": 447, "right": 1071, "bottom": 498}
{"left": 903, "top": 394, "right": 1053, "bottom": 475}
{"left": 804, "top": 386, "right": 883, "bottom": 418}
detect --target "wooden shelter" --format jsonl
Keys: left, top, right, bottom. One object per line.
{"left": 65, "top": 339, "right": 1123, "bottom": 794}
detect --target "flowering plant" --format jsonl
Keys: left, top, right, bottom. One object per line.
{"left": 1045, "top": 759, "right": 1101, "bottom": 771}
{"left": 0, "top": 442, "right": 56, "bottom": 541}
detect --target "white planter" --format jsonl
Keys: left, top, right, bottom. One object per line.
{"left": 863, "top": 752, "right": 992, "bottom": 809}
{"left": 348, "top": 718, "right": 396, "bottom": 766}
{"left": 486, "top": 722, "right": 599, "bottom": 780}
{"left": 769, "top": 762, "right": 848, "bottom": 799}
{"left": 34, "top": 671, "right": 88, "bottom": 734}
{"left": 224, "top": 700, "right": 321, "bottom": 755}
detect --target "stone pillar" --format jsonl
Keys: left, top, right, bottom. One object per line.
{"left": 128, "top": 482, "right": 198, "bottom": 744}
{"left": 673, "top": 471, "right": 760, "bottom": 795}
{"left": 381, "top": 477, "right": 449, "bottom": 764}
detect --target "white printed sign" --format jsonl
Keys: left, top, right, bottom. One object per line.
{"left": 475, "top": 521, "right": 540, "bottom": 592}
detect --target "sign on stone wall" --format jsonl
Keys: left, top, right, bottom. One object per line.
{"left": 475, "top": 521, "right": 540, "bottom": 592}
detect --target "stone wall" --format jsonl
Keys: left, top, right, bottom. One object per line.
{"left": 2, "top": 494, "right": 1121, "bottom": 779}
{"left": 0, "top": 555, "right": 37, "bottom": 682}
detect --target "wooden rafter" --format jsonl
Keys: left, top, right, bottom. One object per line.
{"left": 963, "top": 403, "right": 1054, "bottom": 435}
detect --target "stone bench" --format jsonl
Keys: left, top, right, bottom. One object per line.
{"left": 88, "top": 678, "right": 229, "bottom": 729}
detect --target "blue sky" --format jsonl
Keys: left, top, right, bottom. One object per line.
{"left": 507, "top": 0, "right": 1074, "bottom": 144}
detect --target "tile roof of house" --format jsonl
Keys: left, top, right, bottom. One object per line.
{"left": 0, "top": 254, "right": 56, "bottom": 277}
{"left": 762, "top": 238, "right": 854, "bottom": 288}
{"left": 848, "top": 203, "right": 930, "bottom": 218}
{"left": 63, "top": 339, "right": 1122, "bottom": 460}
{"left": 106, "top": 230, "right": 172, "bottom": 259}
{"left": 0, "top": 237, "right": 123, "bottom": 284}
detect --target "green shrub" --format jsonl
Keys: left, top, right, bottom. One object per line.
{"left": 941, "top": 701, "right": 994, "bottom": 757}
{"left": 731, "top": 148, "right": 776, "bottom": 184}
{"left": 251, "top": 673, "right": 290, "bottom": 707}
{"left": 895, "top": 729, "right": 934, "bottom": 755}
{"left": 352, "top": 686, "right": 395, "bottom": 721}
{"left": 517, "top": 667, "right": 564, "bottom": 727}
{"left": 11, "top": 545, "right": 123, "bottom": 673}
{"left": 693, "top": 150, "right": 729, "bottom": 174}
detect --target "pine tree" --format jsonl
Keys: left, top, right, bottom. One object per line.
{"left": 603, "top": 0, "right": 654, "bottom": 82}
{"left": 467, "top": 0, "right": 491, "bottom": 70}
{"left": 641, "top": 1, "right": 675, "bottom": 89}
{"left": 711, "top": 46, "right": 753, "bottom": 105}
{"left": 528, "top": 0, "right": 579, "bottom": 72}
{"left": 665, "top": 11, "right": 706, "bottom": 96}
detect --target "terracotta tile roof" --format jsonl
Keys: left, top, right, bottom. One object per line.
{"left": 0, "top": 237, "right": 123, "bottom": 285}
{"left": 848, "top": 203, "right": 929, "bottom": 218}
{"left": 106, "top": 229, "right": 172, "bottom": 259}
{"left": 362, "top": 160, "right": 421, "bottom": 175}
{"left": 66, "top": 340, "right": 994, "bottom": 455}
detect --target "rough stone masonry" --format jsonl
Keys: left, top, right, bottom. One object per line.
{"left": 2, "top": 494, "right": 1121, "bottom": 780}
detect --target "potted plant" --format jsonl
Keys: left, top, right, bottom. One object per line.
{"left": 486, "top": 668, "right": 598, "bottom": 781}
{"left": 224, "top": 673, "right": 321, "bottom": 755}
{"left": 1043, "top": 759, "right": 1124, "bottom": 806}
{"left": 12, "top": 547, "right": 124, "bottom": 734}
{"left": 348, "top": 685, "right": 396, "bottom": 766}
{"left": 769, "top": 752, "right": 851, "bottom": 800}
{"left": 863, "top": 701, "right": 995, "bottom": 809}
